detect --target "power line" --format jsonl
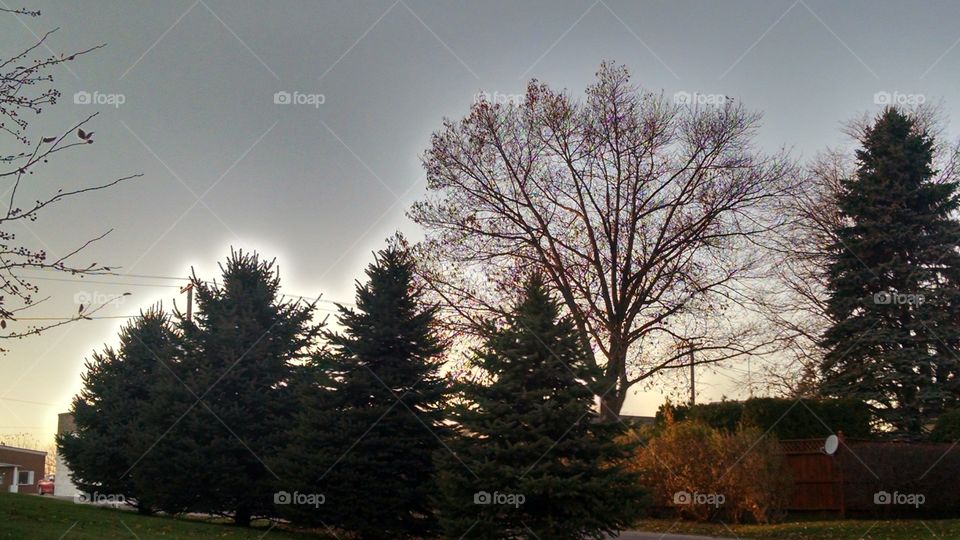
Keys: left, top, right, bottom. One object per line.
{"left": 14, "top": 267, "right": 482, "bottom": 321}
{"left": 20, "top": 269, "right": 358, "bottom": 308}
{"left": 0, "top": 396, "right": 58, "bottom": 407}
{"left": 15, "top": 305, "right": 345, "bottom": 321}
{"left": 27, "top": 268, "right": 191, "bottom": 281}
{"left": 22, "top": 275, "right": 181, "bottom": 288}
{"left": 68, "top": 270, "right": 189, "bottom": 281}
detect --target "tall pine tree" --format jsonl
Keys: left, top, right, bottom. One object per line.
{"left": 278, "top": 237, "right": 448, "bottom": 538}
{"left": 436, "top": 274, "right": 642, "bottom": 539}
{"left": 58, "top": 306, "right": 181, "bottom": 514}
{"left": 168, "top": 249, "right": 324, "bottom": 525}
{"left": 821, "top": 108, "right": 960, "bottom": 436}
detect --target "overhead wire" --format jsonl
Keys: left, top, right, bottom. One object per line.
{"left": 11, "top": 268, "right": 358, "bottom": 320}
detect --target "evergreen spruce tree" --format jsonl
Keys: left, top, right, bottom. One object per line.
{"left": 821, "top": 108, "right": 960, "bottom": 436}
{"left": 57, "top": 306, "right": 181, "bottom": 514}
{"left": 171, "top": 249, "right": 323, "bottom": 525}
{"left": 436, "top": 274, "right": 642, "bottom": 539}
{"left": 132, "top": 348, "right": 207, "bottom": 515}
{"left": 279, "top": 237, "right": 447, "bottom": 539}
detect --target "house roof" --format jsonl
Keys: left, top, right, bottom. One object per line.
{"left": 0, "top": 444, "right": 47, "bottom": 456}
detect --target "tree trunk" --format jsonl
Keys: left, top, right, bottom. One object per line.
{"left": 598, "top": 345, "right": 628, "bottom": 422}
{"left": 234, "top": 507, "right": 252, "bottom": 527}
{"left": 600, "top": 393, "right": 621, "bottom": 422}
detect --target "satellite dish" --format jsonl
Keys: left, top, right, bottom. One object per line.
{"left": 823, "top": 434, "right": 839, "bottom": 456}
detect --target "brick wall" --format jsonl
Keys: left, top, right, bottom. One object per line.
{"left": 0, "top": 445, "right": 46, "bottom": 494}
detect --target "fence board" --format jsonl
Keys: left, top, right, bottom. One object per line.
{"left": 780, "top": 438, "right": 844, "bottom": 514}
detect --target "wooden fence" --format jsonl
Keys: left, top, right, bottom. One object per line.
{"left": 780, "top": 437, "right": 846, "bottom": 514}
{"left": 779, "top": 435, "right": 960, "bottom": 516}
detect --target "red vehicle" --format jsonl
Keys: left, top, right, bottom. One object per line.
{"left": 38, "top": 475, "right": 54, "bottom": 495}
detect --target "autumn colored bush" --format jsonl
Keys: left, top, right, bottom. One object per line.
{"left": 723, "top": 428, "right": 793, "bottom": 523}
{"left": 633, "top": 419, "right": 791, "bottom": 523}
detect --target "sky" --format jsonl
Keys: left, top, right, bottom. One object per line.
{"left": 2, "top": 0, "right": 960, "bottom": 446}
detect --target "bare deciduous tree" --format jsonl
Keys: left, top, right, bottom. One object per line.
{"left": 757, "top": 149, "right": 846, "bottom": 397}
{"left": 410, "top": 62, "right": 795, "bottom": 419}
{"left": 0, "top": 8, "right": 139, "bottom": 342}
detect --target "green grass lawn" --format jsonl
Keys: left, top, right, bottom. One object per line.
{"left": 5, "top": 493, "right": 960, "bottom": 539}
{"left": 0, "top": 493, "right": 329, "bottom": 540}
{"left": 634, "top": 517, "right": 960, "bottom": 539}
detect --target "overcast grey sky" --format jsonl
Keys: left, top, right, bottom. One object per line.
{"left": 3, "top": 0, "right": 960, "bottom": 444}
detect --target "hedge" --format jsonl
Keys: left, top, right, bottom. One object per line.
{"left": 656, "top": 397, "right": 872, "bottom": 439}
{"left": 929, "top": 408, "right": 960, "bottom": 442}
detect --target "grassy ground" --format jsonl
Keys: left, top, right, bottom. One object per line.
{"left": 633, "top": 517, "right": 960, "bottom": 539}
{"left": 0, "top": 493, "right": 328, "bottom": 540}
{"left": 5, "top": 493, "right": 960, "bottom": 539}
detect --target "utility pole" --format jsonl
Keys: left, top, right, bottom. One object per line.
{"left": 179, "top": 282, "right": 194, "bottom": 322}
{"left": 688, "top": 341, "right": 696, "bottom": 406}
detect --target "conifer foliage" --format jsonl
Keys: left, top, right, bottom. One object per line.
{"left": 279, "top": 238, "right": 448, "bottom": 538}
{"left": 167, "top": 250, "right": 324, "bottom": 524}
{"left": 60, "top": 245, "right": 649, "bottom": 537}
{"left": 436, "top": 274, "right": 642, "bottom": 539}
{"left": 821, "top": 108, "right": 960, "bottom": 435}
{"left": 57, "top": 306, "right": 181, "bottom": 514}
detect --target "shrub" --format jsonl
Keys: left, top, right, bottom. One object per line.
{"left": 634, "top": 421, "right": 726, "bottom": 522}
{"left": 634, "top": 420, "right": 791, "bottom": 523}
{"left": 656, "top": 398, "right": 872, "bottom": 439}
{"left": 929, "top": 409, "right": 960, "bottom": 442}
{"left": 742, "top": 397, "right": 872, "bottom": 439}
{"left": 723, "top": 428, "right": 792, "bottom": 524}
{"left": 654, "top": 400, "right": 742, "bottom": 432}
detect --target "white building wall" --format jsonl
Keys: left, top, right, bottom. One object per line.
{"left": 54, "top": 412, "right": 79, "bottom": 498}
{"left": 8, "top": 466, "right": 18, "bottom": 493}
{"left": 53, "top": 452, "right": 78, "bottom": 498}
